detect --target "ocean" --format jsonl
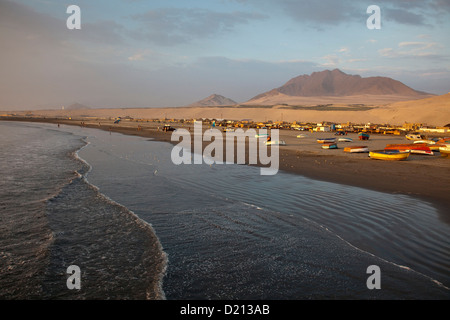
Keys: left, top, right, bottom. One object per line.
{"left": 0, "top": 121, "right": 449, "bottom": 300}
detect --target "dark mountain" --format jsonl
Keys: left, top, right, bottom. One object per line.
{"left": 249, "top": 69, "right": 429, "bottom": 101}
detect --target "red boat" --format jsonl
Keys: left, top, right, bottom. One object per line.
{"left": 384, "top": 144, "right": 434, "bottom": 155}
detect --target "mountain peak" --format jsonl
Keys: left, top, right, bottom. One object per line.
{"left": 250, "top": 69, "right": 428, "bottom": 100}
{"left": 188, "top": 94, "right": 237, "bottom": 107}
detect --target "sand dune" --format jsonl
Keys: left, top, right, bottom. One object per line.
{"left": 4, "top": 93, "right": 449, "bottom": 127}
{"left": 369, "top": 93, "right": 450, "bottom": 126}
{"left": 241, "top": 92, "right": 431, "bottom": 106}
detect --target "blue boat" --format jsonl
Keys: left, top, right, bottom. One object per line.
{"left": 358, "top": 132, "right": 370, "bottom": 140}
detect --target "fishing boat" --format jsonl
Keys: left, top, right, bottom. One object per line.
{"left": 369, "top": 150, "right": 410, "bottom": 161}
{"left": 317, "top": 138, "right": 336, "bottom": 143}
{"left": 358, "top": 132, "right": 370, "bottom": 140}
{"left": 344, "top": 146, "right": 369, "bottom": 153}
{"left": 255, "top": 133, "right": 269, "bottom": 138}
{"left": 338, "top": 137, "right": 353, "bottom": 142}
{"left": 437, "top": 138, "right": 450, "bottom": 144}
{"left": 385, "top": 144, "right": 434, "bottom": 155}
{"left": 413, "top": 139, "right": 435, "bottom": 145}
{"left": 439, "top": 146, "right": 450, "bottom": 157}
{"left": 427, "top": 144, "right": 445, "bottom": 151}
{"left": 265, "top": 140, "right": 286, "bottom": 146}
{"left": 406, "top": 133, "right": 423, "bottom": 140}
{"left": 321, "top": 143, "right": 338, "bottom": 149}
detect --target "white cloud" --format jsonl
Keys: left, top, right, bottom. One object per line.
{"left": 128, "top": 53, "right": 145, "bottom": 61}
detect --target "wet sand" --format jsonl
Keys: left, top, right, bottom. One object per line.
{"left": 3, "top": 117, "right": 450, "bottom": 222}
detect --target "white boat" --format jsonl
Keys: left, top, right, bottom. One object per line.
{"left": 344, "top": 146, "right": 369, "bottom": 153}
{"left": 317, "top": 138, "right": 336, "bottom": 143}
{"left": 338, "top": 137, "right": 353, "bottom": 142}
{"left": 264, "top": 140, "right": 286, "bottom": 146}
{"left": 255, "top": 133, "right": 269, "bottom": 138}
{"left": 413, "top": 140, "right": 435, "bottom": 145}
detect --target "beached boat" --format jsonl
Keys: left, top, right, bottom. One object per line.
{"left": 321, "top": 143, "right": 338, "bottom": 149}
{"left": 344, "top": 146, "right": 369, "bottom": 153}
{"left": 265, "top": 140, "right": 286, "bottom": 146}
{"left": 369, "top": 150, "right": 410, "bottom": 161}
{"left": 414, "top": 139, "right": 435, "bottom": 145}
{"left": 358, "top": 132, "right": 370, "bottom": 140}
{"left": 385, "top": 144, "right": 434, "bottom": 155}
{"left": 439, "top": 146, "right": 450, "bottom": 157}
{"left": 338, "top": 137, "right": 353, "bottom": 142}
{"left": 317, "top": 138, "right": 336, "bottom": 143}
{"left": 255, "top": 133, "right": 269, "bottom": 138}
{"left": 437, "top": 138, "right": 450, "bottom": 144}
{"left": 406, "top": 133, "right": 423, "bottom": 140}
{"left": 427, "top": 144, "right": 445, "bottom": 151}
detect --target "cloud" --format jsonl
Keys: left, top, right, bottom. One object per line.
{"left": 130, "top": 8, "right": 267, "bottom": 46}
{"left": 128, "top": 53, "right": 145, "bottom": 61}
{"left": 383, "top": 8, "right": 427, "bottom": 26}
{"left": 378, "top": 48, "right": 395, "bottom": 57}
{"left": 0, "top": 0, "right": 321, "bottom": 109}
{"left": 277, "top": 0, "right": 359, "bottom": 27}
{"left": 231, "top": 0, "right": 449, "bottom": 28}
{"left": 378, "top": 41, "right": 446, "bottom": 61}
{"left": 321, "top": 54, "right": 340, "bottom": 67}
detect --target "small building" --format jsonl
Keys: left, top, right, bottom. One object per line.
{"left": 314, "top": 125, "right": 331, "bottom": 132}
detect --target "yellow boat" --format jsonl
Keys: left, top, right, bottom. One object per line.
{"left": 439, "top": 146, "right": 450, "bottom": 157}
{"left": 369, "top": 150, "right": 410, "bottom": 161}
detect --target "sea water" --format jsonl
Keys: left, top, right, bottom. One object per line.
{"left": 0, "top": 121, "right": 448, "bottom": 299}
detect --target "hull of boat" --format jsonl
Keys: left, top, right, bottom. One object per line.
{"left": 344, "top": 146, "right": 369, "bottom": 153}
{"left": 406, "top": 134, "right": 422, "bottom": 140}
{"left": 385, "top": 144, "right": 433, "bottom": 154}
{"left": 322, "top": 143, "right": 338, "bottom": 149}
{"left": 358, "top": 133, "right": 370, "bottom": 140}
{"left": 437, "top": 138, "right": 450, "bottom": 144}
{"left": 369, "top": 150, "right": 410, "bottom": 161}
{"left": 414, "top": 140, "right": 435, "bottom": 145}
{"left": 439, "top": 146, "right": 450, "bottom": 157}
{"left": 317, "top": 138, "right": 336, "bottom": 143}
{"left": 338, "top": 138, "right": 353, "bottom": 142}
{"left": 265, "top": 140, "right": 286, "bottom": 145}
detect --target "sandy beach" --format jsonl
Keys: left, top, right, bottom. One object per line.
{"left": 3, "top": 116, "right": 449, "bottom": 221}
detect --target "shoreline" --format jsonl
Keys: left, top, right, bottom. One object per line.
{"left": 3, "top": 117, "right": 450, "bottom": 222}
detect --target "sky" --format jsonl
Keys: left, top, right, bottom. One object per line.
{"left": 1, "top": 0, "right": 449, "bottom": 110}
